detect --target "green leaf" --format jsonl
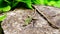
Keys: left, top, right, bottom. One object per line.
{"left": 40, "top": 0, "right": 44, "bottom": 5}
{"left": 0, "top": 14, "right": 7, "bottom": 21}
{"left": 4, "top": 0, "right": 11, "bottom": 4}
{"left": 53, "top": 1, "right": 60, "bottom": 8}
{"left": 26, "top": 3, "right": 32, "bottom": 9}
{"left": 44, "top": 0, "right": 48, "bottom": 5}
{"left": 12, "top": 1, "right": 19, "bottom": 8}
{"left": 0, "top": 5, "right": 11, "bottom": 12}
{"left": 3, "top": 5, "right": 11, "bottom": 12}
{"left": 0, "top": 0, "right": 3, "bottom": 4}
{"left": 47, "top": 1, "right": 56, "bottom": 6}
{"left": 32, "top": 0, "right": 41, "bottom": 4}
{"left": 16, "top": 0, "right": 32, "bottom": 8}
{"left": 0, "top": 0, "right": 60, "bottom": 13}
{"left": 15, "top": 0, "right": 22, "bottom": 2}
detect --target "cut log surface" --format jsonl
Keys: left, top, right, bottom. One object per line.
{"left": 1, "top": 6, "right": 60, "bottom": 34}
{"left": 33, "top": 5, "right": 60, "bottom": 28}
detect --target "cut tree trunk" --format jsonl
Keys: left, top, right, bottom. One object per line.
{"left": 1, "top": 5, "right": 60, "bottom": 34}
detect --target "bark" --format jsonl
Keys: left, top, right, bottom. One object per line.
{"left": 1, "top": 5, "right": 60, "bottom": 34}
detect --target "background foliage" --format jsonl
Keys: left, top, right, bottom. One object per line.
{"left": 0, "top": 0, "right": 60, "bottom": 13}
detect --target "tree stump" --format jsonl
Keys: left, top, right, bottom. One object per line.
{"left": 1, "top": 5, "right": 60, "bottom": 34}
